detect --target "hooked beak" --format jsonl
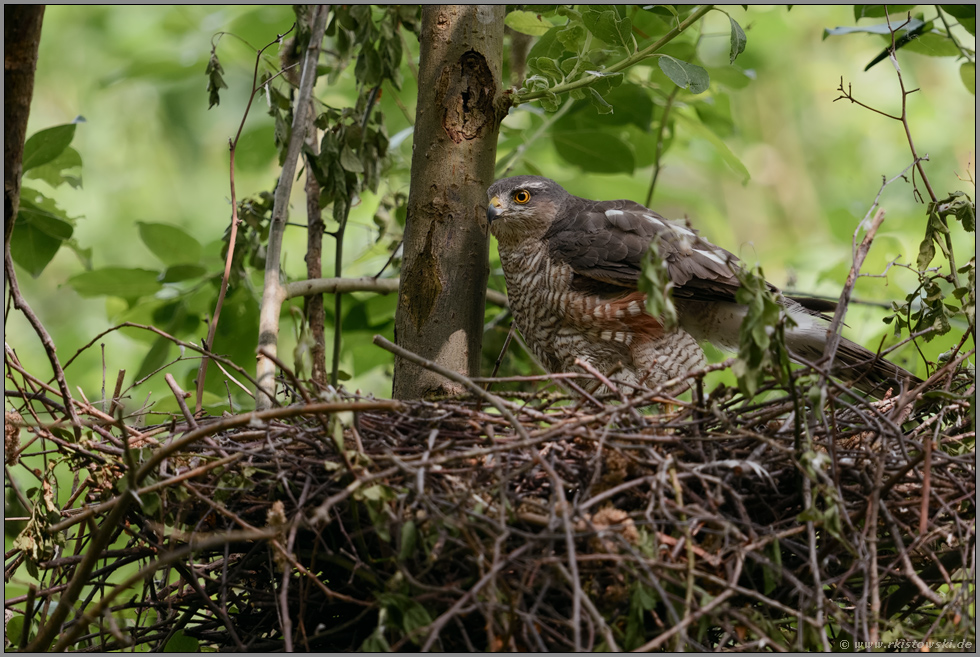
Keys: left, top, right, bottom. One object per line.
{"left": 486, "top": 196, "right": 503, "bottom": 224}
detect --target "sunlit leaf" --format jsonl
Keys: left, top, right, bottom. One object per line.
{"left": 505, "top": 9, "right": 552, "bottom": 36}
{"left": 68, "top": 267, "right": 163, "bottom": 300}
{"left": 137, "top": 222, "right": 202, "bottom": 266}
{"left": 23, "top": 124, "right": 77, "bottom": 172}
{"left": 25, "top": 146, "right": 83, "bottom": 189}
{"left": 961, "top": 62, "right": 976, "bottom": 95}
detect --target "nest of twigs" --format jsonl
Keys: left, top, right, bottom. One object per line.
{"left": 4, "top": 362, "right": 976, "bottom": 652}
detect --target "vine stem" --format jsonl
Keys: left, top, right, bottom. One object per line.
{"left": 513, "top": 5, "right": 713, "bottom": 105}
{"left": 194, "top": 24, "right": 297, "bottom": 413}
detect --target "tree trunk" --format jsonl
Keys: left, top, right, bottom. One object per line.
{"left": 4, "top": 5, "right": 45, "bottom": 248}
{"left": 392, "top": 5, "right": 506, "bottom": 399}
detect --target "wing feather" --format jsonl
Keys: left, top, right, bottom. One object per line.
{"left": 545, "top": 197, "right": 744, "bottom": 303}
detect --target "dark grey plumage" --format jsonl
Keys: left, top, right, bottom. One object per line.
{"left": 486, "top": 175, "right": 921, "bottom": 397}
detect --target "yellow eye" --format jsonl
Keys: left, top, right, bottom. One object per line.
{"left": 513, "top": 190, "right": 531, "bottom": 204}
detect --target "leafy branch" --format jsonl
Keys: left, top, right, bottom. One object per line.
{"left": 512, "top": 5, "right": 713, "bottom": 106}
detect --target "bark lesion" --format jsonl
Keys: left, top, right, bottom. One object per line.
{"left": 401, "top": 220, "right": 444, "bottom": 331}
{"left": 441, "top": 50, "right": 496, "bottom": 143}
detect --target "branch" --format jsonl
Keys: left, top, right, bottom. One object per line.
{"left": 5, "top": 245, "right": 82, "bottom": 439}
{"left": 255, "top": 5, "right": 329, "bottom": 410}
{"left": 513, "top": 5, "right": 712, "bottom": 105}
{"left": 285, "top": 276, "right": 509, "bottom": 309}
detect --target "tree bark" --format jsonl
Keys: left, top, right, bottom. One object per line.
{"left": 392, "top": 5, "right": 506, "bottom": 399}
{"left": 4, "top": 5, "right": 45, "bottom": 248}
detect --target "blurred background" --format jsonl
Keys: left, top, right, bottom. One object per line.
{"left": 8, "top": 5, "right": 975, "bottom": 411}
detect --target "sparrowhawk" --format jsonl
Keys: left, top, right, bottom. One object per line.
{"left": 486, "top": 175, "right": 920, "bottom": 397}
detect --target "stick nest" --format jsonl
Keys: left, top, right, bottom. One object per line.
{"left": 5, "top": 368, "right": 976, "bottom": 652}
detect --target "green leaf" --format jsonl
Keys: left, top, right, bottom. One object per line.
{"left": 528, "top": 56, "right": 565, "bottom": 83}
{"left": 657, "top": 55, "right": 709, "bottom": 94}
{"left": 526, "top": 23, "right": 566, "bottom": 61}
{"left": 25, "top": 146, "right": 83, "bottom": 189}
{"left": 161, "top": 264, "right": 208, "bottom": 283}
{"left": 556, "top": 22, "right": 587, "bottom": 53}
{"left": 728, "top": 16, "right": 747, "bottom": 64}
{"left": 961, "top": 62, "right": 976, "bottom": 95}
{"left": 23, "top": 124, "right": 77, "bottom": 172}
{"left": 731, "top": 263, "right": 793, "bottom": 397}
{"left": 360, "top": 629, "right": 391, "bottom": 652}
{"left": 583, "top": 7, "right": 634, "bottom": 53}
{"left": 135, "top": 336, "right": 172, "bottom": 381}
{"left": 941, "top": 4, "right": 975, "bottom": 35}
{"left": 339, "top": 145, "right": 365, "bottom": 173}
{"left": 18, "top": 197, "right": 74, "bottom": 240}
{"left": 137, "top": 222, "right": 202, "bottom": 266}
{"left": 552, "top": 130, "right": 635, "bottom": 174}
{"left": 505, "top": 10, "right": 552, "bottom": 36}
{"left": 592, "top": 83, "right": 653, "bottom": 129}
{"left": 10, "top": 217, "right": 64, "bottom": 278}
{"left": 588, "top": 87, "right": 614, "bottom": 114}
{"left": 704, "top": 66, "right": 754, "bottom": 90}
{"left": 900, "top": 31, "right": 963, "bottom": 57}
{"left": 205, "top": 50, "right": 227, "bottom": 109}
{"left": 68, "top": 267, "right": 163, "bottom": 300}
{"left": 164, "top": 630, "right": 200, "bottom": 652}
{"left": 639, "top": 239, "right": 679, "bottom": 330}
{"left": 675, "top": 112, "right": 750, "bottom": 183}
{"left": 11, "top": 196, "right": 75, "bottom": 277}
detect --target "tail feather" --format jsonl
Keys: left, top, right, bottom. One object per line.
{"left": 829, "top": 337, "right": 922, "bottom": 397}
{"left": 786, "top": 331, "right": 922, "bottom": 398}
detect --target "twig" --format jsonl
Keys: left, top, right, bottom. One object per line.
{"left": 164, "top": 374, "right": 198, "bottom": 430}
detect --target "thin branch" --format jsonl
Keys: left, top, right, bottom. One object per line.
{"left": 285, "top": 275, "right": 509, "bottom": 308}
{"left": 256, "top": 6, "right": 329, "bottom": 410}
{"left": 5, "top": 244, "right": 83, "bottom": 439}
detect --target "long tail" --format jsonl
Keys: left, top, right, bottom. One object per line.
{"left": 827, "top": 336, "right": 922, "bottom": 397}
{"left": 786, "top": 328, "right": 922, "bottom": 398}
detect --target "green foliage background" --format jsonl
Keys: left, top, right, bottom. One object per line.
{"left": 9, "top": 5, "right": 975, "bottom": 414}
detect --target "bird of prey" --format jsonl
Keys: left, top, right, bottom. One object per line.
{"left": 486, "top": 175, "right": 919, "bottom": 397}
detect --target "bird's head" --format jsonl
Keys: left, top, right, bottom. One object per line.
{"left": 486, "top": 175, "right": 570, "bottom": 245}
